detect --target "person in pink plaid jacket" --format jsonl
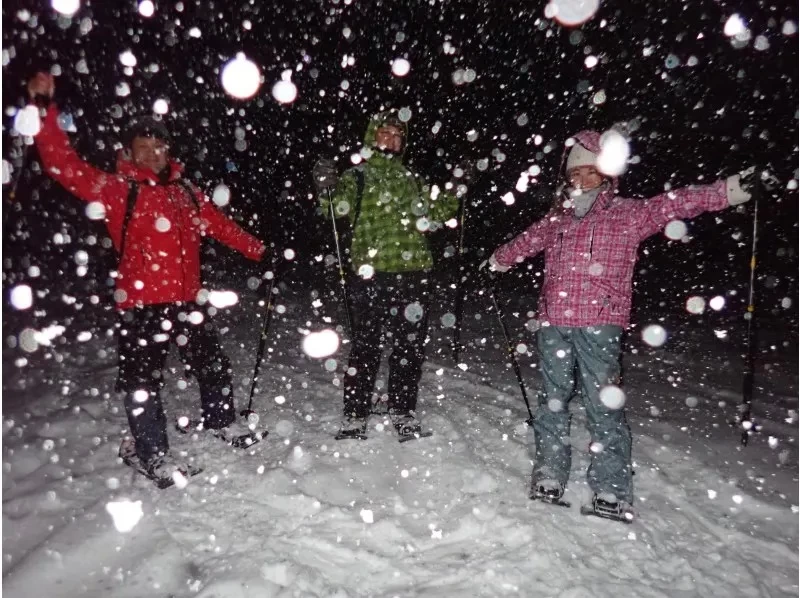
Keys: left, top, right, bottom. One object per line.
{"left": 488, "top": 128, "right": 755, "bottom": 516}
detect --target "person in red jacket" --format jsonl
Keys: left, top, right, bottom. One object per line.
{"left": 27, "top": 72, "right": 267, "bottom": 482}
{"left": 487, "top": 128, "right": 758, "bottom": 520}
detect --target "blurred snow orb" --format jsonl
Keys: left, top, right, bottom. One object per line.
{"left": 709, "top": 296, "right": 726, "bottom": 311}
{"left": 403, "top": 302, "right": 424, "bottom": 323}
{"left": 272, "top": 71, "right": 298, "bottom": 104}
{"left": 664, "top": 219, "right": 688, "bottom": 240}
{"left": 398, "top": 107, "right": 412, "bottom": 122}
{"left": 360, "top": 509, "right": 374, "bottom": 524}
{"left": 391, "top": 58, "right": 411, "bottom": 77}
{"left": 302, "top": 329, "right": 340, "bottom": 358}
{"left": 86, "top": 201, "right": 106, "bottom": 220}
{"left": 10, "top": 285, "right": 33, "bottom": 310}
{"left": 208, "top": 290, "right": 238, "bottom": 309}
{"left": 119, "top": 50, "right": 137, "bottom": 67}
{"left": 440, "top": 313, "right": 457, "bottom": 328}
{"left": 138, "top": 0, "right": 155, "bottom": 17}
{"left": 642, "top": 324, "right": 667, "bottom": 347}
{"left": 546, "top": 0, "right": 600, "bottom": 27}
{"left": 724, "top": 14, "right": 747, "bottom": 37}
{"left": 133, "top": 389, "right": 149, "bottom": 403}
{"left": 283, "top": 248, "right": 296, "bottom": 261}
{"left": 105, "top": 499, "right": 144, "bottom": 533}
{"left": 52, "top": 0, "right": 80, "bottom": 17}
{"left": 685, "top": 396, "right": 699, "bottom": 408}
{"left": 358, "top": 264, "right": 375, "bottom": 279}
{"left": 599, "top": 385, "right": 626, "bottom": 410}
{"left": 547, "top": 398, "right": 564, "bottom": 412}
{"left": 221, "top": 53, "right": 262, "bottom": 100}
{"left": 596, "top": 129, "right": 630, "bottom": 177}
{"left": 2, "top": 160, "right": 11, "bottom": 185}
{"left": 155, "top": 217, "right": 171, "bottom": 232}
{"left": 212, "top": 183, "right": 231, "bottom": 207}
{"left": 152, "top": 99, "right": 168, "bottom": 115}
{"left": 188, "top": 310, "right": 204, "bottom": 325}
{"left": 13, "top": 105, "right": 42, "bottom": 136}
{"left": 685, "top": 296, "right": 706, "bottom": 315}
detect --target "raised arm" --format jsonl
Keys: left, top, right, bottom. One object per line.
{"left": 28, "top": 74, "right": 126, "bottom": 210}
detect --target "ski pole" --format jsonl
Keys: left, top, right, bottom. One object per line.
{"left": 451, "top": 195, "right": 468, "bottom": 362}
{"left": 324, "top": 187, "right": 354, "bottom": 337}
{"left": 740, "top": 173, "right": 762, "bottom": 447}
{"left": 242, "top": 273, "right": 277, "bottom": 424}
{"left": 486, "top": 274, "right": 534, "bottom": 424}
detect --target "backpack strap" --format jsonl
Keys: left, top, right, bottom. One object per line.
{"left": 351, "top": 167, "right": 366, "bottom": 231}
{"left": 119, "top": 180, "right": 139, "bottom": 258}
{"left": 175, "top": 179, "right": 201, "bottom": 209}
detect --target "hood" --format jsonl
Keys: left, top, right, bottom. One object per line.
{"left": 363, "top": 110, "right": 409, "bottom": 155}
{"left": 116, "top": 150, "right": 184, "bottom": 184}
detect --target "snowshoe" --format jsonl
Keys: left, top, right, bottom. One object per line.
{"left": 335, "top": 416, "right": 369, "bottom": 440}
{"left": 175, "top": 417, "right": 267, "bottom": 449}
{"left": 391, "top": 413, "right": 433, "bottom": 443}
{"left": 529, "top": 479, "right": 570, "bottom": 507}
{"left": 580, "top": 494, "right": 635, "bottom": 523}
{"left": 118, "top": 438, "right": 202, "bottom": 489}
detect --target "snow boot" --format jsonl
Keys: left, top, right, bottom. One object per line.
{"left": 391, "top": 412, "right": 422, "bottom": 438}
{"left": 145, "top": 453, "right": 192, "bottom": 484}
{"left": 530, "top": 478, "right": 570, "bottom": 506}
{"left": 580, "top": 493, "right": 635, "bottom": 523}
{"left": 336, "top": 416, "right": 368, "bottom": 440}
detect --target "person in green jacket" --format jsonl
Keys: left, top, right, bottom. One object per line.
{"left": 314, "top": 110, "right": 459, "bottom": 439}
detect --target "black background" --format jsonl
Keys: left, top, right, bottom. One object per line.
{"left": 2, "top": 0, "right": 797, "bottom": 338}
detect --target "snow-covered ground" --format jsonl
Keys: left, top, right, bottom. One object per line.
{"left": 3, "top": 289, "right": 798, "bottom": 597}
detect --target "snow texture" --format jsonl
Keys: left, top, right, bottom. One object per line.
{"left": 3, "top": 294, "right": 797, "bottom": 597}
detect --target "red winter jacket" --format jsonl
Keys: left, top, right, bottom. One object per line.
{"left": 493, "top": 129, "right": 730, "bottom": 328}
{"left": 34, "top": 104, "right": 266, "bottom": 309}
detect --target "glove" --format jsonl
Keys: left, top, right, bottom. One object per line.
{"left": 313, "top": 158, "right": 338, "bottom": 193}
{"left": 728, "top": 166, "right": 780, "bottom": 206}
{"left": 487, "top": 253, "right": 511, "bottom": 273}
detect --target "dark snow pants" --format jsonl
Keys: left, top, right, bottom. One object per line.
{"left": 343, "top": 272, "right": 430, "bottom": 419}
{"left": 531, "top": 324, "right": 633, "bottom": 503}
{"left": 116, "top": 303, "right": 235, "bottom": 462}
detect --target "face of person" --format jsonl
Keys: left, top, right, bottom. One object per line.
{"left": 567, "top": 165, "right": 605, "bottom": 191}
{"left": 374, "top": 125, "right": 404, "bottom": 153}
{"left": 131, "top": 136, "right": 169, "bottom": 174}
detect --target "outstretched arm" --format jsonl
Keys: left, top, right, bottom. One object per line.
{"left": 491, "top": 211, "right": 559, "bottom": 270}
{"left": 195, "top": 193, "right": 266, "bottom": 261}
{"left": 636, "top": 179, "right": 735, "bottom": 240}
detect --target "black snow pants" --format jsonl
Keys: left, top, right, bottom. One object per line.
{"left": 116, "top": 302, "right": 235, "bottom": 462}
{"left": 343, "top": 272, "right": 430, "bottom": 418}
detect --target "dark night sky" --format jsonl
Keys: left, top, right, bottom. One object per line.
{"left": 2, "top": 0, "right": 798, "bottom": 335}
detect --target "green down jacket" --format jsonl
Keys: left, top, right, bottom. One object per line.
{"left": 320, "top": 112, "right": 459, "bottom": 273}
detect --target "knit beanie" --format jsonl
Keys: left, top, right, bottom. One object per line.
{"left": 565, "top": 143, "right": 597, "bottom": 171}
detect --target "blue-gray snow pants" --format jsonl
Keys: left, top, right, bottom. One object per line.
{"left": 531, "top": 324, "right": 633, "bottom": 503}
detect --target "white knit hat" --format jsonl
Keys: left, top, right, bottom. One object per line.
{"left": 565, "top": 143, "right": 597, "bottom": 171}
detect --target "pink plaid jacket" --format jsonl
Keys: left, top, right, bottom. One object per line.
{"left": 493, "top": 130, "right": 730, "bottom": 328}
